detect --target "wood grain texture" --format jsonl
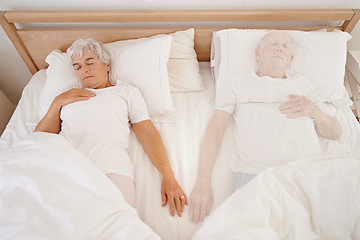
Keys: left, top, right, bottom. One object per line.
{"left": 2, "top": 9, "right": 359, "bottom": 72}
{"left": 4, "top": 9, "right": 355, "bottom": 23}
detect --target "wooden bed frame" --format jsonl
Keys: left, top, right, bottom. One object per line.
{"left": 1, "top": 9, "right": 360, "bottom": 119}
{"left": 1, "top": 9, "right": 359, "bottom": 74}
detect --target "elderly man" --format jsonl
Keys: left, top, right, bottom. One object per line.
{"left": 188, "top": 31, "right": 342, "bottom": 223}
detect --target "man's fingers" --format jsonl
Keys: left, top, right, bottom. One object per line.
{"left": 199, "top": 204, "right": 209, "bottom": 223}
{"left": 286, "top": 111, "right": 306, "bottom": 119}
{"left": 279, "top": 100, "right": 298, "bottom": 111}
{"left": 280, "top": 105, "right": 304, "bottom": 114}
{"left": 192, "top": 203, "right": 200, "bottom": 224}
{"left": 206, "top": 198, "right": 213, "bottom": 216}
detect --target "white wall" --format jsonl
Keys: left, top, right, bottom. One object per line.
{"left": 1, "top": 0, "right": 360, "bottom": 106}
{"left": 0, "top": 89, "right": 15, "bottom": 135}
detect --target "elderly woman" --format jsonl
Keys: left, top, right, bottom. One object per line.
{"left": 35, "top": 38, "right": 188, "bottom": 217}
{"left": 188, "top": 31, "right": 342, "bottom": 223}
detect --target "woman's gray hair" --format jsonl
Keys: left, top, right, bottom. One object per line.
{"left": 66, "top": 38, "right": 110, "bottom": 65}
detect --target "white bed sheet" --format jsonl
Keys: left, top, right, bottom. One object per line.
{"left": 128, "top": 62, "right": 235, "bottom": 240}
{"left": 1, "top": 62, "right": 360, "bottom": 240}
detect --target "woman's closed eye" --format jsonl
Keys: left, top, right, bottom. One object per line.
{"left": 73, "top": 65, "right": 81, "bottom": 71}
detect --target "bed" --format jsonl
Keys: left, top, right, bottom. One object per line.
{"left": 1, "top": 9, "right": 360, "bottom": 240}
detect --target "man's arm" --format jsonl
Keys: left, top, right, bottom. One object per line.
{"left": 189, "top": 110, "right": 231, "bottom": 223}
{"left": 279, "top": 94, "right": 342, "bottom": 140}
{"left": 132, "top": 120, "right": 188, "bottom": 217}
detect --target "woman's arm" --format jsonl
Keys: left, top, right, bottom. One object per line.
{"left": 132, "top": 120, "right": 188, "bottom": 217}
{"left": 279, "top": 94, "right": 342, "bottom": 140}
{"left": 35, "top": 88, "right": 95, "bottom": 133}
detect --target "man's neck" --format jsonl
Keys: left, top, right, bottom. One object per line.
{"left": 256, "top": 68, "right": 286, "bottom": 79}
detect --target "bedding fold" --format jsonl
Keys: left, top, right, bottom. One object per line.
{"left": 192, "top": 154, "right": 360, "bottom": 240}
{"left": 0, "top": 132, "right": 160, "bottom": 240}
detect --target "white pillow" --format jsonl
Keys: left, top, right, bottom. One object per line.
{"left": 167, "top": 28, "right": 205, "bottom": 92}
{"left": 106, "top": 35, "right": 174, "bottom": 117}
{"left": 39, "top": 50, "right": 82, "bottom": 120}
{"left": 211, "top": 29, "right": 352, "bottom": 103}
{"left": 39, "top": 29, "right": 204, "bottom": 122}
{"left": 39, "top": 35, "right": 174, "bottom": 121}
{"left": 106, "top": 28, "right": 205, "bottom": 93}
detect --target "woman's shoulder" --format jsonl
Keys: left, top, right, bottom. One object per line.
{"left": 114, "top": 80, "right": 140, "bottom": 92}
{"left": 112, "top": 80, "right": 144, "bottom": 100}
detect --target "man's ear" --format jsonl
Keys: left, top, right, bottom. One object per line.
{"left": 286, "top": 55, "right": 294, "bottom": 68}
{"left": 287, "top": 54, "right": 294, "bottom": 68}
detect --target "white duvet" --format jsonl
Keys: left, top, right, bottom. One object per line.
{"left": 0, "top": 132, "right": 160, "bottom": 240}
{"left": 1, "top": 63, "right": 360, "bottom": 240}
{"left": 192, "top": 154, "right": 360, "bottom": 240}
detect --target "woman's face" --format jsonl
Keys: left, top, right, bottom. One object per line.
{"left": 72, "top": 50, "right": 111, "bottom": 89}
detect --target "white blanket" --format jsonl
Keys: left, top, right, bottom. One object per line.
{"left": 0, "top": 132, "right": 160, "bottom": 240}
{"left": 1, "top": 63, "right": 360, "bottom": 240}
{"left": 192, "top": 154, "right": 360, "bottom": 240}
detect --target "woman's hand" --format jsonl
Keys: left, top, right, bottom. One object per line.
{"left": 53, "top": 88, "right": 96, "bottom": 109}
{"left": 35, "top": 88, "right": 95, "bottom": 134}
{"left": 161, "top": 174, "right": 189, "bottom": 217}
{"left": 132, "top": 120, "right": 188, "bottom": 217}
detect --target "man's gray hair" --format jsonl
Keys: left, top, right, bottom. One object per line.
{"left": 67, "top": 38, "right": 110, "bottom": 65}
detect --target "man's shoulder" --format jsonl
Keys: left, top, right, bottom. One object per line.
{"left": 227, "top": 71, "right": 253, "bottom": 86}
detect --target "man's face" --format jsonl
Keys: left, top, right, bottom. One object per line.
{"left": 256, "top": 32, "right": 294, "bottom": 72}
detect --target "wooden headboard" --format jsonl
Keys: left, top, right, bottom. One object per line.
{"left": 1, "top": 9, "right": 359, "bottom": 75}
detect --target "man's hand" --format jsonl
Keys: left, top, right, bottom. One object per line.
{"left": 279, "top": 94, "right": 342, "bottom": 140}
{"left": 279, "top": 94, "right": 319, "bottom": 119}
{"left": 188, "top": 180, "right": 214, "bottom": 223}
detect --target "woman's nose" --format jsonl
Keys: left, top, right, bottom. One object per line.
{"left": 82, "top": 65, "right": 90, "bottom": 73}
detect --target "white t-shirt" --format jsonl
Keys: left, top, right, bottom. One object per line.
{"left": 60, "top": 81, "right": 149, "bottom": 179}
{"left": 216, "top": 71, "right": 322, "bottom": 174}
